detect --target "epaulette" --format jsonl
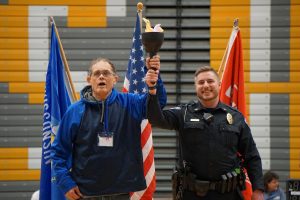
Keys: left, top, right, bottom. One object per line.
{"left": 186, "top": 100, "right": 198, "bottom": 106}
{"left": 227, "top": 106, "right": 243, "bottom": 116}
{"left": 170, "top": 106, "right": 182, "bottom": 110}
{"left": 170, "top": 103, "right": 186, "bottom": 110}
{"left": 170, "top": 100, "right": 196, "bottom": 110}
{"left": 219, "top": 103, "right": 247, "bottom": 123}
{"left": 219, "top": 102, "right": 240, "bottom": 113}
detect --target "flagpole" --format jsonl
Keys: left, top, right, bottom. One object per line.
{"left": 217, "top": 18, "right": 239, "bottom": 78}
{"left": 49, "top": 16, "right": 78, "bottom": 101}
{"left": 137, "top": 2, "right": 143, "bottom": 33}
{"left": 233, "top": 18, "right": 239, "bottom": 29}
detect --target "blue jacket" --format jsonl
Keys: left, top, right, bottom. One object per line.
{"left": 51, "top": 83, "right": 166, "bottom": 196}
{"left": 264, "top": 188, "right": 286, "bottom": 200}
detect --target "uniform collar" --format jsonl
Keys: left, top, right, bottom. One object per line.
{"left": 190, "top": 100, "right": 229, "bottom": 113}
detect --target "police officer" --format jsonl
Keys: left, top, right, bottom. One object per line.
{"left": 146, "top": 66, "right": 264, "bottom": 200}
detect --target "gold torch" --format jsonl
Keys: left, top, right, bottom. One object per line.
{"left": 142, "top": 18, "right": 164, "bottom": 59}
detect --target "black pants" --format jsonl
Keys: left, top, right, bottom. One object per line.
{"left": 182, "top": 189, "right": 243, "bottom": 200}
{"left": 81, "top": 193, "right": 129, "bottom": 200}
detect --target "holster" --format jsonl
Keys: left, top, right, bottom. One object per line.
{"left": 172, "top": 169, "right": 183, "bottom": 200}
{"left": 194, "top": 180, "right": 210, "bottom": 197}
{"left": 183, "top": 172, "right": 210, "bottom": 197}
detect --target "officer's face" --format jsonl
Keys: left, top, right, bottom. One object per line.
{"left": 87, "top": 60, "right": 118, "bottom": 100}
{"left": 194, "top": 71, "right": 221, "bottom": 106}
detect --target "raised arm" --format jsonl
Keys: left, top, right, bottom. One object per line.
{"left": 145, "top": 58, "right": 181, "bottom": 130}
{"left": 145, "top": 55, "right": 166, "bottom": 108}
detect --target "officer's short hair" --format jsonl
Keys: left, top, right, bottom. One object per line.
{"left": 194, "top": 66, "right": 219, "bottom": 80}
{"left": 88, "top": 58, "right": 117, "bottom": 76}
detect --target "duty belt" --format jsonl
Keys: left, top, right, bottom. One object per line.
{"left": 183, "top": 171, "right": 239, "bottom": 197}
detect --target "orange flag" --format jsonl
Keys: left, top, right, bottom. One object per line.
{"left": 218, "top": 20, "right": 252, "bottom": 200}
{"left": 219, "top": 24, "right": 246, "bottom": 120}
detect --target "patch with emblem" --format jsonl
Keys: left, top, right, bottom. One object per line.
{"left": 226, "top": 113, "right": 233, "bottom": 124}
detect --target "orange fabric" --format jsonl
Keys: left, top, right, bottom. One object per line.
{"left": 243, "top": 168, "right": 253, "bottom": 200}
{"left": 218, "top": 28, "right": 252, "bottom": 199}
{"left": 219, "top": 29, "right": 247, "bottom": 120}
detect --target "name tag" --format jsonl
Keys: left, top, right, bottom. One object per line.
{"left": 98, "top": 132, "right": 114, "bottom": 147}
{"left": 190, "top": 118, "right": 199, "bottom": 122}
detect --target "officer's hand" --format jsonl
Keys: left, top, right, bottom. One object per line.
{"left": 146, "top": 55, "right": 160, "bottom": 71}
{"left": 145, "top": 69, "right": 159, "bottom": 89}
{"left": 65, "top": 186, "right": 83, "bottom": 200}
{"left": 251, "top": 189, "right": 264, "bottom": 200}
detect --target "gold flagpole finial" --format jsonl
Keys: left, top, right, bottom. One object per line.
{"left": 137, "top": 2, "right": 143, "bottom": 32}
{"left": 50, "top": 16, "right": 55, "bottom": 25}
{"left": 137, "top": 2, "right": 143, "bottom": 12}
{"left": 233, "top": 18, "right": 239, "bottom": 29}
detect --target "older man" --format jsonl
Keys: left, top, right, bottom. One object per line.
{"left": 52, "top": 56, "right": 165, "bottom": 200}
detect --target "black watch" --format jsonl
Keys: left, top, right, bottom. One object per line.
{"left": 148, "top": 85, "right": 157, "bottom": 90}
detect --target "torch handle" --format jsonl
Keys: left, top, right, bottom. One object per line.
{"left": 149, "top": 51, "right": 156, "bottom": 58}
{"left": 148, "top": 52, "right": 158, "bottom": 85}
{"left": 149, "top": 67, "right": 157, "bottom": 85}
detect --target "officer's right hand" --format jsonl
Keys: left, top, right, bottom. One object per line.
{"left": 146, "top": 55, "right": 160, "bottom": 71}
{"left": 65, "top": 186, "right": 83, "bottom": 200}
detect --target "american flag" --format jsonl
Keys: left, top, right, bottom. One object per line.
{"left": 122, "top": 13, "right": 156, "bottom": 200}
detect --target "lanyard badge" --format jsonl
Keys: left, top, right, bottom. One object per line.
{"left": 98, "top": 132, "right": 114, "bottom": 147}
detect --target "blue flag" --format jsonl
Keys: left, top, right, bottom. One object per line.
{"left": 39, "top": 23, "right": 73, "bottom": 200}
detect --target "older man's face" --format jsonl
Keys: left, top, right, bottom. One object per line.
{"left": 87, "top": 60, "right": 118, "bottom": 100}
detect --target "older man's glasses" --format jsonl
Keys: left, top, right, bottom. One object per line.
{"left": 91, "top": 70, "right": 115, "bottom": 78}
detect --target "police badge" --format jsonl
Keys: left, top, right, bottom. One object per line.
{"left": 226, "top": 113, "right": 233, "bottom": 124}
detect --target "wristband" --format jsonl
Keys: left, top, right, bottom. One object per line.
{"left": 148, "top": 85, "right": 157, "bottom": 90}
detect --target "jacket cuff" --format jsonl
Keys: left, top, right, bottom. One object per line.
{"left": 252, "top": 183, "right": 264, "bottom": 192}
{"left": 58, "top": 177, "right": 77, "bottom": 195}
